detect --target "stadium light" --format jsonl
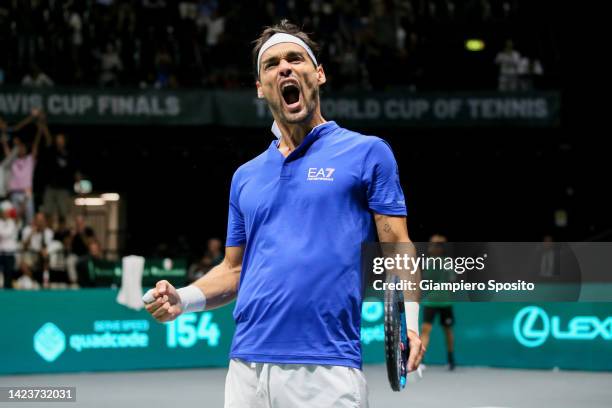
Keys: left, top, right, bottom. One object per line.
{"left": 101, "top": 193, "right": 120, "bottom": 201}
{"left": 75, "top": 198, "right": 106, "bottom": 206}
{"left": 465, "top": 39, "right": 485, "bottom": 52}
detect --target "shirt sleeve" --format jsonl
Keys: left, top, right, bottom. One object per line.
{"left": 362, "top": 138, "right": 407, "bottom": 216}
{"left": 225, "top": 170, "right": 246, "bottom": 246}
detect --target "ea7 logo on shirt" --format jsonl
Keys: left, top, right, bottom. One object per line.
{"left": 307, "top": 167, "right": 335, "bottom": 182}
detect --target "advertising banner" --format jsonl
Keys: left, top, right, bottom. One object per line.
{"left": 0, "top": 87, "right": 560, "bottom": 127}
{"left": 1, "top": 289, "right": 610, "bottom": 374}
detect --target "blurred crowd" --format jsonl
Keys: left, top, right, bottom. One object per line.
{"left": 0, "top": 0, "right": 553, "bottom": 91}
{"left": 494, "top": 39, "right": 543, "bottom": 91}
{"left": 187, "top": 237, "right": 223, "bottom": 283}
{"left": 0, "top": 109, "right": 100, "bottom": 290}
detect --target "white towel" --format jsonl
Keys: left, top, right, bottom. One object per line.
{"left": 116, "top": 255, "right": 145, "bottom": 310}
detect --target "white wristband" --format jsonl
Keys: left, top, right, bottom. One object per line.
{"left": 404, "top": 301, "right": 420, "bottom": 335}
{"left": 177, "top": 286, "right": 207, "bottom": 314}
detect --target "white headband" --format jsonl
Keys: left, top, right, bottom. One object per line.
{"left": 257, "top": 33, "right": 318, "bottom": 76}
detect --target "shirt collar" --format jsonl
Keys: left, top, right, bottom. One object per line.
{"left": 268, "top": 121, "right": 339, "bottom": 159}
{"left": 270, "top": 120, "right": 337, "bottom": 139}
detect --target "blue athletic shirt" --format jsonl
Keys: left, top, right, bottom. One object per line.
{"left": 226, "top": 121, "right": 407, "bottom": 369}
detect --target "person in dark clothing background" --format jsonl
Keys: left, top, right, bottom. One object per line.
{"left": 39, "top": 120, "right": 80, "bottom": 220}
{"left": 69, "top": 215, "right": 95, "bottom": 257}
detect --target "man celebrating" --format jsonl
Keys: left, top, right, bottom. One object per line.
{"left": 144, "top": 20, "right": 424, "bottom": 407}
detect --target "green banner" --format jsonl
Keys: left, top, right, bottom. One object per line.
{"left": 0, "top": 87, "right": 560, "bottom": 127}
{"left": 88, "top": 258, "right": 189, "bottom": 287}
{"left": 424, "top": 302, "right": 612, "bottom": 371}
{"left": 0, "top": 289, "right": 383, "bottom": 375}
{"left": 1, "top": 290, "right": 608, "bottom": 375}
{"left": 1, "top": 289, "right": 234, "bottom": 374}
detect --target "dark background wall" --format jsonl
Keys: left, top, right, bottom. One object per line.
{"left": 30, "top": 122, "right": 604, "bottom": 259}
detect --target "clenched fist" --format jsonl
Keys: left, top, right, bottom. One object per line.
{"left": 143, "top": 280, "right": 183, "bottom": 322}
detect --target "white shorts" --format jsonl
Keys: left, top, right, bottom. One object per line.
{"left": 224, "top": 358, "right": 369, "bottom": 408}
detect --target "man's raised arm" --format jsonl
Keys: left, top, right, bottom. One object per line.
{"left": 144, "top": 245, "right": 244, "bottom": 322}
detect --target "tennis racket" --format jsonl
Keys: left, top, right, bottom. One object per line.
{"left": 384, "top": 273, "right": 409, "bottom": 391}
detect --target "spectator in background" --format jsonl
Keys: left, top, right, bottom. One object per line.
{"left": 64, "top": 215, "right": 95, "bottom": 287}
{"left": 52, "top": 215, "right": 77, "bottom": 286}
{"left": 495, "top": 39, "right": 522, "bottom": 91}
{"left": 53, "top": 216, "right": 71, "bottom": 247}
{"left": 21, "top": 64, "right": 54, "bottom": 87}
{"left": 199, "top": 9, "right": 225, "bottom": 48}
{"left": 154, "top": 46, "right": 174, "bottom": 88}
{"left": 76, "top": 239, "right": 104, "bottom": 288}
{"left": 68, "top": 8, "right": 84, "bottom": 82}
{"left": 68, "top": 215, "right": 96, "bottom": 257}
{"left": 0, "top": 120, "right": 18, "bottom": 201}
{"left": 518, "top": 55, "right": 544, "bottom": 91}
{"left": 39, "top": 120, "right": 79, "bottom": 220}
{"left": 179, "top": 1, "right": 198, "bottom": 21}
{"left": 88, "top": 239, "right": 103, "bottom": 259}
{"left": 6, "top": 112, "right": 43, "bottom": 226}
{"left": 13, "top": 261, "right": 40, "bottom": 290}
{"left": 0, "top": 201, "right": 18, "bottom": 289}
{"left": 201, "top": 237, "right": 223, "bottom": 269}
{"left": 188, "top": 237, "right": 223, "bottom": 282}
{"left": 529, "top": 58, "right": 544, "bottom": 85}
{"left": 99, "top": 43, "right": 123, "bottom": 87}
{"left": 1, "top": 111, "right": 45, "bottom": 201}
{"left": 20, "top": 212, "right": 54, "bottom": 287}
{"left": 517, "top": 55, "right": 529, "bottom": 90}
{"left": 21, "top": 212, "right": 54, "bottom": 255}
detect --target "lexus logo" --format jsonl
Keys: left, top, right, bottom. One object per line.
{"left": 513, "top": 306, "right": 550, "bottom": 348}
{"left": 513, "top": 306, "right": 612, "bottom": 348}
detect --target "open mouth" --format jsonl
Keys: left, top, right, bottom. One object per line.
{"left": 281, "top": 83, "right": 301, "bottom": 109}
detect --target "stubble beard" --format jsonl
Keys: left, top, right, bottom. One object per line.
{"left": 269, "top": 81, "right": 320, "bottom": 126}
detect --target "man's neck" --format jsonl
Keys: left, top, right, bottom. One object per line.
{"left": 276, "top": 112, "right": 326, "bottom": 155}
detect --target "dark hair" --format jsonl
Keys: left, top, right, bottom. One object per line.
{"left": 252, "top": 19, "right": 320, "bottom": 79}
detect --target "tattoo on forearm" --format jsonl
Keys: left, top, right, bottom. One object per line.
{"left": 383, "top": 223, "right": 392, "bottom": 233}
